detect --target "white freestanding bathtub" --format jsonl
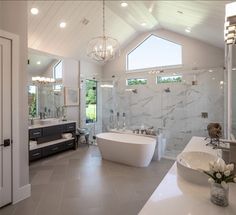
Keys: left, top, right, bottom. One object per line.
{"left": 96, "top": 132, "right": 156, "bottom": 167}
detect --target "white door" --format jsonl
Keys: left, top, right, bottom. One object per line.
{"left": 0, "top": 37, "right": 12, "bottom": 207}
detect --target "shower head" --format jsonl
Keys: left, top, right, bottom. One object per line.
{"left": 164, "top": 87, "right": 171, "bottom": 93}
{"left": 125, "top": 89, "right": 138, "bottom": 94}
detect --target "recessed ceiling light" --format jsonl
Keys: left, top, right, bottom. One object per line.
{"left": 185, "top": 28, "right": 191, "bottom": 33}
{"left": 36, "top": 61, "right": 41, "bottom": 65}
{"left": 59, "top": 22, "right": 67, "bottom": 28}
{"left": 208, "top": 69, "right": 213, "bottom": 73}
{"left": 141, "top": 22, "right": 147, "bottom": 26}
{"left": 220, "top": 81, "right": 224, "bottom": 85}
{"left": 121, "top": 2, "right": 128, "bottom": 7}
{"left": 31, "top": 8, "right": 39, "bottom": 15}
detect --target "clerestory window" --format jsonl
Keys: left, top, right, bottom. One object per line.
{"left": 127, "top": 35, "right": 182, "bottom": 71}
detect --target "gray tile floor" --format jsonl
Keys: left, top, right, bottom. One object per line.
{"left": 1, "top": 145, "right": 174, "bottom": 215}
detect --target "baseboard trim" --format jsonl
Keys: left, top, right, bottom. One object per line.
{"left": 13, "top": 184, "right": 31, "bottom": 204}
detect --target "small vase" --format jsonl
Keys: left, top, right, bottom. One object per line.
{"left": 210, "top": 182, "right": 229, "bottom": 207}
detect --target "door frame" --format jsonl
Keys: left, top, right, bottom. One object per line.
{"left": 0, "top": 29, "right": 31, "bottom": 204}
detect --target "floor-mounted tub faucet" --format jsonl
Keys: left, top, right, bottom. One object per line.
{"left": 116, "top": 112, "right": 120, "bottom": 130}
{"left": 122, "top": 113, "right": 126, "bottom": 130}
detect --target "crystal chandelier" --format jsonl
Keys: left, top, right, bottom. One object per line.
{"left": 87, "top": 0, "right": 119, "bottom": 62}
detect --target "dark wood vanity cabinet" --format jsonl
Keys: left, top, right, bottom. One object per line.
{"left": 29, "top": 148, "right": 42, "bottom": 160}
{"left": 64, "top": 123, "right": 76, "bottom": 132}
{"left": 29, "top": 122, "right": 76, "bottom": 162}
{"left": 29, "top": 128, "right": 42, "bottom": 138}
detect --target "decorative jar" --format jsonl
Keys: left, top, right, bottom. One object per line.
{"left": 210, "top": 183, "right": 229, "bottom": 207}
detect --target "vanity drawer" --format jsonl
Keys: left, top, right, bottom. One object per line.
{"left": 43, "top": 125, "right": 63, "bottom": 137}
{"left": 63, "top": 123, "right": 76, "bottom": 132}
{"left": 29, "top": 128, "right": 42, "bottom": 139}
{"left": 42, "top": 143, "right": 64, "bottom": 156}
{"left": 29, "top": 148, "right": 42, "bottom": 161}
{"left": 64, "top": 140, "right": 75, "bottom": 150}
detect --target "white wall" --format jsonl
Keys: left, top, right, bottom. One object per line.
{"left": 62, "top": 59, "right": 80, "bottom": 124}
{"left": 103, "top": 29, "right": 224, "bottom": 78}
{"left": 80, "top": 60, "right": 103, "bottom": 139}
{"left": 0, "top": 1, "right": 29, "bottom": 188}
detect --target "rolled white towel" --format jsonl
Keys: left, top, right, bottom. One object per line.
{"left": 29, "top": 140, "right": 37, "bottom": 147}
{"left": 62, "top": 133, "right": 73, "bottom": 139}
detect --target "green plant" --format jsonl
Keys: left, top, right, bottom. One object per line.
{"left": 127, "top": 78, "right": 147, "bottom": 86}
{"left": 29, "top": 94, "right": 37, "bottom": 117}
{"left": 86, "top": 80, "right": 97, "bottom": 122}
{"left": 157, "top": 76, "right": 182, "bottom": 84}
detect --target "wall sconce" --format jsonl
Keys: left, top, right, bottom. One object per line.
{"left": 225, "top": 2, "right": 236, "bottom": 45}
{"left": 32, "top": 76, "right": 55, "bottom": 84}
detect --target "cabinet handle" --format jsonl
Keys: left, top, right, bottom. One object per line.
{"left": 32, "top": 152, "right": 41, "bottom": 157}
{"left": 68, "top": 126, "right": 74, "bottom": 129}
{"left": 33, "top": 132, "right": 41, "bottom": 135}
{"left": 52, "top": 147, "right": 59, "bottom": 151}
{"left": 67, "top": 143, "right": 73, "bottom": 146}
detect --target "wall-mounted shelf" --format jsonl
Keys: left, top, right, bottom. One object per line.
{"left": 30, "top": 137, "right": 75, "bottom": 150}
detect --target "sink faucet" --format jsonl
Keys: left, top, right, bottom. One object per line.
{"left": 215, "top": 139, "right": 236, "bottom": 173}
{"left": 39, "top": 112, "right": 46, "bottom": 119}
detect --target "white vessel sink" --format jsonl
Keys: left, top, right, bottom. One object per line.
{"left": 33, "top": 118, "right": 60, "bottom": 125}
{"left": 177, "top": 151, "right": 223, "bottom": 185}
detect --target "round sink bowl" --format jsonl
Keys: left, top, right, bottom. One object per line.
{"left": 39, "top": 118, "right": 60, "bottom": 125}
{"left": 177, "top": 151, "right": 223, "bottom": 186}
{"left": 33, "top": 118, "right": 61, "bottom": 125}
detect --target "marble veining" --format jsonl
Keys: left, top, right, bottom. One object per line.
{"left": 101, "top": 68, "right": 224, "bottom": 158}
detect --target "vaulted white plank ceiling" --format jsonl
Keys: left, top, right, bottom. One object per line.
{"left": 28, "top": 1, "right": 231, "bottom": 62}
{"left": 28, "top": 51, "right": 58, "bottom": 74}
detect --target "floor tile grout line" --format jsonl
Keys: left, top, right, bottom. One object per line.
{"left": 58, "top": 161, "right": 70, "bottom": 214}
{"left": 6, "top": 146, "right": 174, "bottom": 215}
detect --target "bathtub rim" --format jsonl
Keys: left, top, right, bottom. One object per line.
{"left": 96, "top": 132, "right": 157, "bottom": 145}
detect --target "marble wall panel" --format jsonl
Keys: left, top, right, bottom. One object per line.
{"left": 101, "top": 68, "right": 224, "bottom": 158}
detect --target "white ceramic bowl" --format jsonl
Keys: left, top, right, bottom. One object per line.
{"left": 177, "top": 151, "right": 223, "bottom": 185}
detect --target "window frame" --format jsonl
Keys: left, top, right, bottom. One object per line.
{"left": 85, "top": 79, "right": 97, "bottom": 124}
{"left": 28, "top": 85, "right": 38, "bottom": 117}
{"left": 53, "top": 60, "right": 63, "bottom": 81}
{"left": 126, "top": 78, "right": 147, "bottom": 86}
{"left": 126, "top": 34, "right": 183, "bottom": 72}
{"left": 156, "top": 75, "right": 183, "bottom": 84}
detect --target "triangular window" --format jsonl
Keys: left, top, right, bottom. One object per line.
{"left": 127, "top": 35, "right": 182, "bottom": 71}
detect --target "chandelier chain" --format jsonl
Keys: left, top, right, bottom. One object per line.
{"left": 103, "top": 0, "right": 105, "bottom": 37}
{"left": 86, "top": 0, "right": 119, "bottom": 62}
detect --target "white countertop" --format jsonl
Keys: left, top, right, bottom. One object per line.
{"left": 29, "top": 120, "right": 76, "bottom": 129}
{"left": 139, "top": 136, "right": 236, "bottom": 215}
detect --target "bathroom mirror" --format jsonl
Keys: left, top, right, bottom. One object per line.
{"left": 28, "top": 50, "right": 64, "bottom": 119}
